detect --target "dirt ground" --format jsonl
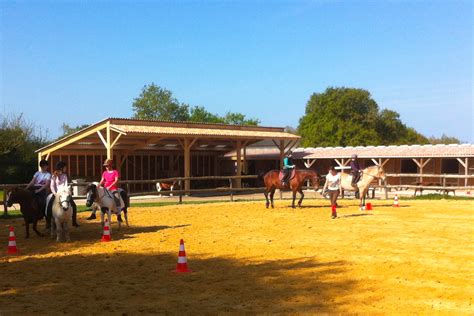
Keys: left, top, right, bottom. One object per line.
{"left": 0, "top": 198, "right": 473, "bottom": 314}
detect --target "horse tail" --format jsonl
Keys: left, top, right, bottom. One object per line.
{"left": 120, "top": 190, "right": 130, "bottom": 208}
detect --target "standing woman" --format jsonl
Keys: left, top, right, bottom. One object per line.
{"left": 322, "top": 166, "right": 341, "bottom": 219}
{"left": 26, "top": 159, "right": 51, "bottom": 212}
{"left": 46, "top": 161, "right": 79, "bottom": 228}
{"left": 86, "top": 158, "right": 120, "bottom": 220}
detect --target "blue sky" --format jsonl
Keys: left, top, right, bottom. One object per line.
{"left": 1, "top": 0, "right": 472, "bottom": 142}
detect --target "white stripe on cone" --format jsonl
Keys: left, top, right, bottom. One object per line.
{"left": 179, "top": 244, "right": 185, "bottom": 251}
{"left": 178, "top": 256, "right": 187, "bottom": 264}
{"left": 8, "top": 241, "right": 16, "bottom": 246}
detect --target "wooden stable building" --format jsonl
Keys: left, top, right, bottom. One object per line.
{"left": 36, "top": 118, "right": 300, "bottom": 192}
{"left": 225, "top": 143, "right": 474, "bottom": 187}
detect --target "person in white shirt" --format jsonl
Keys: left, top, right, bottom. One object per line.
{"left": 322, "top": 166, "right": 341, "bottom": 219}
{"left": 45, "top": 161, "right": 79, "bottom": 229}
{"left": 25, "top": 159, "right": 51, "bottom": 212}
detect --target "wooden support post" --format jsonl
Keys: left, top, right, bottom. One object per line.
{"left": 229, "top": 178, "right": 233, "bottom": 202}
{"left": 279, "top": 140, "right": 285, "bottom": 169}
{"left": 236, "top": 140, "right": 242, "bottom": 188}
{"left": 178, "top": 180, "right": 183, "bottom": 204}
{"left": 106, "top": 121, "right": 112, "bottom": 159}
{"left": 457, "top": 158, "right": 468, "bottom": 187}
{"left": 184, "top": 138, "right": 191, "bottom": 193}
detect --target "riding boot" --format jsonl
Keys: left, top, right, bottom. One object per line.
{"left": 45, "top": 196, "right": 53, "bottom": 230}
{"left": 86, "top": 212, "right": 96, "bottom": 220}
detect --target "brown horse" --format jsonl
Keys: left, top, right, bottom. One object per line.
{"left": 5, "top": 187, "right": 44, "bottom": 238}
{"left": 263, "top": 169, "right": 319, "bottom": 208}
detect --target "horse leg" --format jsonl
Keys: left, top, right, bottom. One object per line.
{"left": 51, "top": 216, "right": 56, "bottom": 239}
{"left": 64, "top": 219, "right": 71, "bottom": 242}
{"left": 32, "top": 218, "right": 43, "bottom": 237}
{"left": 24, "top": 219, "right": 30, "bottom": 239}
{"left": 291, "top": 190, "right": 296, "bottom": 209}
{"left": 264, "top": 190, "right": 270, "bottom": 208}
{"left": 55, "top": 218, "right": 62, "bottom": 242}
{"left": 297, "top": 189, "right": 304, "bottom": 208}
{"left": 270, "top": 188, "right": 275, "bottom": 208}
{"left": 123, "top": 207, "right": 129, "bottom": 227}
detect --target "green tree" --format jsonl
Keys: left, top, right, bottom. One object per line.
{"left": 132, "top": 83, "right": 260, "bottom": 126}
{"left": 0, "top": 113, "right": 49, "bottom": 183}
{"left": 189, "top": 106, "right": 225, "bottom": 124}
{"left": 428, "top": 134, "right": 461, "bottom": 144}
{"left": 223, "top": 112, "right": 260, "bottom": 126}
{"left": 298, "top": 87, "right": 380, "bottom": 147}
{"left": 297, "top": 87, "right": 430, "bottom": 147}
{"left": 132, "top": 83, "right": 190, "bottom": 121}
{"left": 59, "top": 123, "right": 90, "bottom": 139}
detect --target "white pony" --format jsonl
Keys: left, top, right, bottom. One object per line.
{"left": 85, "top": 183, "right": 129, "bottom": 231}
{"left": 339, "top": 165, "right": 386, "bottom": 210}
{"left": 51, "top": 186, "right": 73, "bottom": 242}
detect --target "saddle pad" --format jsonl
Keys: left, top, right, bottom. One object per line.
{"left": 279, "top": 169, "right": 296, "bottom": 181}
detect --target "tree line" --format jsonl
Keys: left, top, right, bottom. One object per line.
{"left": 0, "top": 84, "right": 461, "bottom": 183}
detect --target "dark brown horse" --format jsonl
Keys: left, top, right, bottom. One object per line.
{"left": 5, "top": 187, "right": 44, "bottom": 238}
{"left": 263, "top": 169, "right": 319, "bottom": 208}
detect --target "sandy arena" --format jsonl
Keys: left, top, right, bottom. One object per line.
{"left": 1, "top": 199, "right": 473, "bottom": 314}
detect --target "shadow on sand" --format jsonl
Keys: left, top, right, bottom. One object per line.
{"left": 0, "top": 251, "right": 357, "bottom": 314}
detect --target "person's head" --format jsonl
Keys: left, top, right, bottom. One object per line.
{"left": 287, "top": 151, "right": 293, "bottom": 158}
{"left": 329, "top": 166, "right": 337, "bottom": 175}
{"left": 351, "top": 154, "right": 358, "bottom": 160}
{"left": 55, "top": 161, "right": 67, "bottom": 175}
{"left": 103, "top": 158, "right": 114, "bottom": 169}
{"left": 39, "top": 159, "right": 49, "bottom": 171}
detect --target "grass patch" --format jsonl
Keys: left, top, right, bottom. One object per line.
{"left": 410, "top": 194, "right": 474, "bottom": 200}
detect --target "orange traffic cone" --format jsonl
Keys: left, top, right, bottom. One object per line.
{"left": 101, "top": 219, "right": 111, "bottom": 242}
{"left": 175, "top": 239, "right": 191, "bottom": 273}
{"left": 7, "top": 226, "right": 18, "bottom": 254}
{"left": 393, "top": 195, "right": 400, "bottom": 207}
{"left": 365, "top": 202, "right": 373, "bottom": 211}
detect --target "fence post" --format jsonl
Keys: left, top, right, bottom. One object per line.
{"left": 229, "top": 178, "right": 233, "bottom": 202}
{"left": 442, "top": 175, "right": 446, "bottom": 195}
{"left": 178, "top": 180, "right": 183, "bottom": 204}
{"left": 2, "top": 186, "right": 7, "bottom": 217}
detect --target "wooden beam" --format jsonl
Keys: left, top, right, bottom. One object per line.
{"left": 110, "top": 133, "right": 122, "bottom": 149}
{"left": 412, "top": 158, "right": 422, "bottom": 169}
{"left": 422, "top": 158, "right": 432, "bottom": 168}
{"left": 381, "top": 158, "right": 390, "bottom": 167}
{"left": 97, "top": 130, "right": 107, "bottom": 147}
{"left": 371, "top": 158, "right": 379, "bottom": 166}
{"left": 40, "top": 122, "right": 108, "bottom": 156}
{"left": 457, "top": 158, "right": 466, "bottom": 168}
{"left": 304, "top": 159, "right": 316, "bottom": 168}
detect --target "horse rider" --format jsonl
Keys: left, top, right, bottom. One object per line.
{"left": 45, "top": 161, "right": 79, "bottom": 229}
{"left": 87, "top": 158, "right": 121, "bottom": 220}
{"left": 350, "top": 154, "right": 362, "bottom": 188}
{"left": 25, "top": 159, "right": 51, "bottom": 212}
{"left": 281, "top": 151, "right": 295, "bottom": 187}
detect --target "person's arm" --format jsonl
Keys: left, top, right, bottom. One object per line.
{"left": 26, "top": 175, "right": 36, "bottom": 189}
{"left": 36, "top": 178, "right": 50, "bottom": 194}
{"left": 322, "top": 174, "right": 328, "bottom": 192}
{"left": 99, "top": 173, "right": 106, "bottom": 187}
{"left": 50, "top": 175, "right": 57, "bottom": 194}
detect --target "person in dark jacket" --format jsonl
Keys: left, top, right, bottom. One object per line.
{"left": 350, "top": 154, "right": 362, "bottom": 187}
